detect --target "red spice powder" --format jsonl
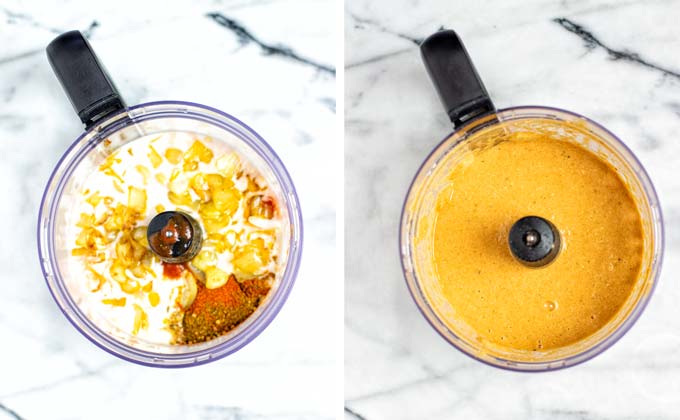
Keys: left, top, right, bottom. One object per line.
{"left": 191, "top": 277, "right": 245, "bottom": 316}
{"left": 162, "top": 263, "right": 184, "bottom": 279}
{"left": 182, "top": 275, "right": 255, "bottom": 343}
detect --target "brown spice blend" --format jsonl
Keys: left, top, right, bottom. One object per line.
{"left": 179, "top": 274, "right": 273, "bottom": 344}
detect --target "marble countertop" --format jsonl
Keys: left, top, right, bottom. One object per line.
{"left": 345, "top": 0, "right": 680, "bottom": 419}
{"left": 0, "top": 0, "right": 335, "bottom": 419}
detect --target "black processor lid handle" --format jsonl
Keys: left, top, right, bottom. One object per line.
{"left": 46, "top": 30, "right": 126, "bottom": 129}
{"left": 420, "top": 30, "right": 495, "bottom": 127}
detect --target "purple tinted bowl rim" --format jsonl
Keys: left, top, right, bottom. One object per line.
{"left": 37, "top": 100, "right": 303, "bottom": 368}
{"left": 399, "top": 105, "right": 664, "bottom": 372}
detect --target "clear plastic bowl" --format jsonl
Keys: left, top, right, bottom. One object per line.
{"left": 38, "top": 101, "right": 303, "bottom": 367}
{"left": 400, "top": 106, "right": 663, "bottom": 371}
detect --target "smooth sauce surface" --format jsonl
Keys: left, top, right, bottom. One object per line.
{"left": 426, "top": 131, "right": 644, "bottom": 351}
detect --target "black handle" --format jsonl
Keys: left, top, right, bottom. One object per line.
{"left": 420, "top": 30, "right": 495, "bottom": 127}
{"left": 46, "top": 30, "right": 126, "bottom": 129}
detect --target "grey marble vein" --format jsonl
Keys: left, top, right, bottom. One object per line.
{"left": 0, "top": 19, "right": 99, "bottom": 65}
{"left": 344, "top": 406, "right": 367, "bottom": 420}
{"left": 191, "top": 406, "right": 331, "bottom": 420}
{"left": 0, "top": 361, "right": 118, "bottom": 399}
{"left": 345, "top": 48, "right": 411, "bottom": 70}
{"left": 217, "top": 0, "right": 280, "bottom": 11}
{"left": 1, "top": 6, "right": 60, "bottom": 33}
{"left": 81, "top": 20, "right": 100, "bottom": 38}
{"left": 318, "top": 97, "right": 335, "bottom": 112}
{"left": 554, "top": 17, "right": 680, "bottom": 80}
{"left": 346, "top": 368, "right": 459, "bottom": 403}
{"left": 0, "top": 49, "right": 47, "bottom": 66}
{"left": 347, "top": 13, "right": 423, "bottom": 46}
{"left": 0, "top": 402, "right": 23, "bottom": 420}
{"left": 207, "top": 12, "right": 335, "bottom": 75}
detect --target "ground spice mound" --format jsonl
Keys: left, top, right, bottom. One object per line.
{"left": 240, "top": 274, "right": 275, "bottom": 300}
{"left": 180, "top": 275, "right": 272, "bottom": 344}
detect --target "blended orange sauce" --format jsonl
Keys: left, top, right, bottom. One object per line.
{"left": 426, "top": 130, "right": 644, "bottom": 351}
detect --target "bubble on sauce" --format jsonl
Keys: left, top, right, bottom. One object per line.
{"left": 543, "top": 300, "right": 557, "bottom": 311}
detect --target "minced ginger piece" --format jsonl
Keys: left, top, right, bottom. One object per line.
{"left": 87, "top": 266, "right": 107, "bottom": 292}
{"left": 215, "top": 152, "right": 241, "bottom": 178}
{"left": 148, "top": 292, "right": 160, "bottom": 307}
{"left": 120, "top": 279, "right": 140, "bottom": 294}
{"left": 165, "top": 148, "right": 183, "bottom": 164}
{"left": 148, "top": 145, "right": 162, "bottom": 169}
{"left": 86, "top": 191, "right": 102, "bottom": 207}
{"left": 192, "top": 250, "right": 216, "bottom": 271}
{"left": 182, "top": 140, "right": 213, "bottom": 172}
{"left": 155, "top": 173, "right": 167, "bottom": 185}
{"left": 102, "top": 297, "right": 126, "bottom": 306}
{"left": 233, "top": 239, "right": 269, "bottom": 277}
{"left": 132, "top": 304, "right": 148, "bottom": 335}
{"left": 128, "top": 186, "right": 147, "bottom": 213}
{"left": 135, "top": 165, "right": 150, "bottom": 184}
{"left": 189, "top": 173, "right": 211, "bottom": 203}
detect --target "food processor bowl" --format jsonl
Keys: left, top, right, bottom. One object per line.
{"left": 400, "top": 29, "right": 664, "bottom": 372}
{"left": 400, "top": 106, "right": 663, "bottom": 371}
{"left": 39, "top": 101, "right": 303, "bottom": 367}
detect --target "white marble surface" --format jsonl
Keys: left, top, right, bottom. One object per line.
{"left": 345, "top": 1, "right": 680, "bottom": 419}
{"left": 0, "top": 0, "right": 336, "bottom": 419}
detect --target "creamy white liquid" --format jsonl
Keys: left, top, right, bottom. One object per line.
{"left": 65, "top": 132, "right": 282, "bottom": 345}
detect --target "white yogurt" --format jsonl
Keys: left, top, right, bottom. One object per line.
{"left": 65, "top": 132, "right": 282, "bottom": 345}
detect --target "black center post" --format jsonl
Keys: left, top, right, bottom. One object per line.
{"left": 508, "top": 216, "right": 561, "bottom": 267}
{"left": 147, "top": 211, "right": 203, "bottom": 263}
